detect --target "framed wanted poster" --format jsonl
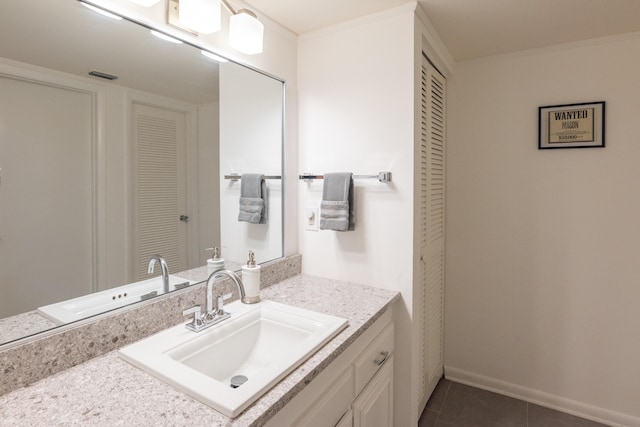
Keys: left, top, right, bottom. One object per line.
{"left": 538, "top": 101, "right": 605, "bottom": 149}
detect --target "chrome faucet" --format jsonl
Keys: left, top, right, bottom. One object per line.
{"left": 147, "top": 255, "right": 170, "bottom": 294}
{"left": 182, "top": 269, "right": 247, "bottom": 332}
{"left": 205, "top": 270, "right": 246, "bottom": 316}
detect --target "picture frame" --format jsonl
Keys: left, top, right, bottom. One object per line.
{"left": 538, "top": 101, "right": 605, "bottom": 149}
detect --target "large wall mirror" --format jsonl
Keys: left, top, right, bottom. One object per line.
{"left": 0, "top": 0, "right": 284, "bottom": 346}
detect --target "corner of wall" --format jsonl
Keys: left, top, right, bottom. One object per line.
{"left": 413, "top": 4, "right": 455, "bottom": 78}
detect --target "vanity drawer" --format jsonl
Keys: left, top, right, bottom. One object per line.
{"left": 294, "top": 365, "right": 355, "bottom": 427}
{"left": 354, "top": 322, "right": 394, "bottom": 395}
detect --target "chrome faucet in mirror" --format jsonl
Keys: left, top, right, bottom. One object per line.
{"left": 147, "top": 255, "right": 170, "bottom": 294}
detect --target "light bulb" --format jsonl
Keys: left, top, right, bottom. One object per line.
{"left": 179, "top": 0, "right": 221, "bottom": 34}
{"left": 228, "top": 10, "right": 264, "bottom": 55}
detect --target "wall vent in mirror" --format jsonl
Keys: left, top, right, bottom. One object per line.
{"left": 88, "top": 70, "right": 118, "bottom": 80}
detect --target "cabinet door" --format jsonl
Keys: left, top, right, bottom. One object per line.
{"left": 295, "top": 366, "right": 354, "bottom": 427}
{"left": 353, "top": 357, "right": 393, "bottom": 427}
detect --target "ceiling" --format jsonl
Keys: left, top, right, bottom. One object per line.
{"left": 4, "top": 0, "right": 640, "bottom": 83}
{"left": 243, "top": 0, "right": 640, "bottom": 61}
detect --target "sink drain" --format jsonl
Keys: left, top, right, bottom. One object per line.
{"left": 230, "top": 375, "right": 248, "bottom": 389}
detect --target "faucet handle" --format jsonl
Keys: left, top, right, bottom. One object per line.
{"left": 215, "top": 293, "right": 233, "bottom": 315}
{"left": 182, "top": 305, "right": 203, "bottom": 329}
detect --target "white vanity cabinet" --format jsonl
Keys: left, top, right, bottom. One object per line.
{"left": 352, "top": 359, "right": 393, "bottom": 427}
{"left": 265, "top": 309, "right": 394, "bottom": 427}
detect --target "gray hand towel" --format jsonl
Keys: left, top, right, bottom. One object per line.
{"left": 238, "top": 174, "right": 268, "bottom": 224}
{"left": 320, "top": 172, "right": 354, "bottom": 231}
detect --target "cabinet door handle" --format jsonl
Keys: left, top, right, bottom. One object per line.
{"left": 374, "top": 351, "right": 389, "bottom": 366}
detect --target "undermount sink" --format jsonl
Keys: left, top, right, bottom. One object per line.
{"left": 118, "top": 299, "right": 348, "bottom": 417}
{"left": 37, "top": 275, "right": 195, "bottom": 325}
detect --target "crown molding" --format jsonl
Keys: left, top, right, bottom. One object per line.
{"left": 460, "top": 30, "right": 640, "bottom": 65}
{"left": 414, "top": 2, "right": 455, "bottom": 77}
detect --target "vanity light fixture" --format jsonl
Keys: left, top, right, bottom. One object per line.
{"left": 168, "top": 0, "right": 264, "bottom": 55}
{"left": 80, "top": 2, "right": 123, "bottom": 20}
{"left": 227, "top": 7, "right": 264, "bottom": 54}
{"left": 179, "top": 0, "right": 221, "bottom": 34}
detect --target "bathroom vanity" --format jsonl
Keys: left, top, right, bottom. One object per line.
{"left": 0, "top": 273, "right": 399, "bottom": 426}
{"left": 265, "top": 301, "right": 395, "bottom": 426}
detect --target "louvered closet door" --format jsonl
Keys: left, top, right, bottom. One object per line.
{"left": 132, "top": 103, "right": 188, "bottom": 281}
{"left": 418, "top": 54, "right": 446, "bottom": 410}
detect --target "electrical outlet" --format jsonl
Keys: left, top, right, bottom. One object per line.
{"left": 305, "top": 207, "right": 319, "bottom": 231}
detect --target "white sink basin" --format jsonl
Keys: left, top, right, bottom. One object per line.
{"left": 37, "top": 275, "right": 195, "bottom": 324}
{"left": 118, "top": 300, "right": 348, "bottom": 417}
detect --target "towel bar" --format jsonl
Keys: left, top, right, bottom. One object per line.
{"left": 224, "top": 174, "right": 282, "bottom": 182}
{"left": 299, "top": 172, "right": 392, "bottom": 183}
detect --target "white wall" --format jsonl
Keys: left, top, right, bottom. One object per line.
{"left": 219, "top": 63, "right": 283, "bottom": 265}
{"left": 446, "top": 35, "right": 640, "bottom": 426}
{"left": 197, "top": 101, "right": 221, "bottom": 266}
{"left": 298, "top": 5, "right": 419, "bottom": 426}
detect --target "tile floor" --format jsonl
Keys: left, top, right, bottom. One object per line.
{"left": 418, "top": 379, "right": 610, "bottom": 427}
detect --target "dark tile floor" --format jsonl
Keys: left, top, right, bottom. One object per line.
{"left": 418, "top": 379, "right": 610, "bottom": 427}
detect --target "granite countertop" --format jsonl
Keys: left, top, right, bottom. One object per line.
{"left": 0, "top": 275, "right": 399, "bottom": 426}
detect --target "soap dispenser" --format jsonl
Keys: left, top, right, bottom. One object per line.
{"left": 241, "top": 250, "right": 261, "bottom": 304}
{"left": 205, "top": 246, "right": 225, "bottom": 274}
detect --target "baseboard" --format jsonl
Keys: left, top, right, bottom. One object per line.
{"left": 444, "top": 366, "right": 640, "bottom": 427}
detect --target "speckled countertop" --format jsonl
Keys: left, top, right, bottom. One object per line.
{"left": 0, "top": 275, "right": 399, "bottom": 426}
